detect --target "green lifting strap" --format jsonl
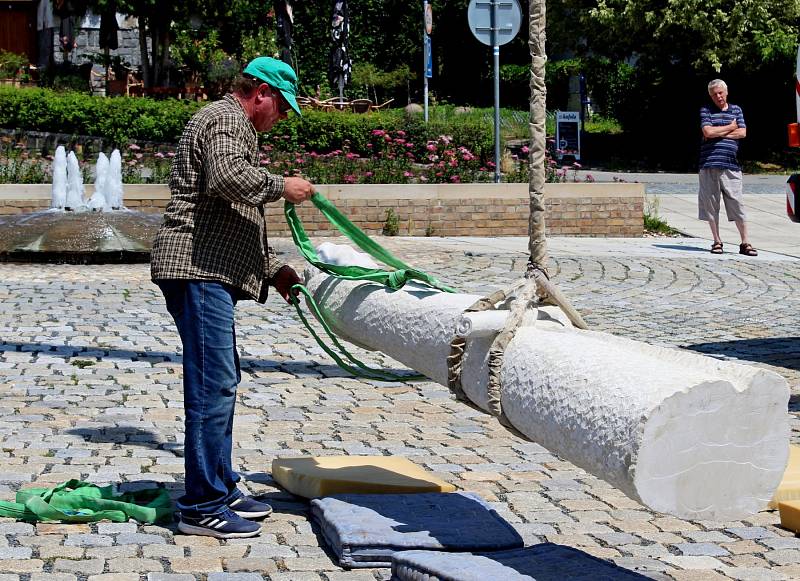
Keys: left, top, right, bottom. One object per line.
{"left": 0, "top": 480, "right": 173, "bottom": 524}
{"left": 285, "top": 192, "right": 456, "bottom": 293}
{"left": 283, "top": 191, "right": 456, "bottom": 382}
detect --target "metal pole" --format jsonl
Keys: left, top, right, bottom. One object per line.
{"left": 424, "top": 53, "right": 429, "bottom": 122}
{"left": 492, "top": 1, "right": 501, "bottom": 183}
{"left": 424, "top": 1, "right": 429, "bottom": 123}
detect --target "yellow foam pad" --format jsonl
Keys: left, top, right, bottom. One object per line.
{"left": 768, "top": 444, "right": 800, "bottom": 509}
{"left": 779, "top": 500, "right": 800, "bottom": 533}
{"left": 271, "top": 456, "right": 457, "bottom": 499}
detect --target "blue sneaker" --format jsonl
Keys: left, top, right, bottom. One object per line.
{"left": 228, "top": 495, "right": 273, "bottom": 519}
{"left": 178, "top": 508, "right": 261, "bottom": 538}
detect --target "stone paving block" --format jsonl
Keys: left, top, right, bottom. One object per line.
{"left": 727, "top": 527, "right": 779, "bottom": 540}
{"left": 64, "top": 534, "right": 113, "bottom": 547}
{"left": 717, "top": 566, "right": 789, "bottom": 580}
{"left": 53, "top": 558, "right": 105, "bottom": 575}
{"left": 222, "top": 558, "right": 279, "bottom": 573}
{"left": 246, "top": 544, "right": 296, "bottom": 558}
{"left": 0, "top": 560, "right": 43, "bottom": 573}
{"left": 260, "top": 573, "right": 327, "bottom": 581}
{"left": 325, "top": 572, "right": 378, "bottom": 581}
{"left": 30, "top": 575, "right": 77, "bottom": 581}
{"left": 763, "top": 549, "right": 800, "bottom": 566}
{"left": 761, "top": 537, "right": 800, "bottom": 550}
{"left": 116, "top": 532, "right": 168, "bottom": 545}
{"left": 685, "top": 531, "right": 736, "bottom": 543}
{"left": 594, "top": 532, "right": 641, "bottom": 545}
{"left": 168, "top": 557, "right": 223, "bottom": 573}
{"left": 189, "top": 545, "right": 248, "bottom": 559}
{"left": 95, "top": 522, "right": 139, "bottom": 535}
{"left": 0, "top": 548, "right": 31, "bottom": 559}
{"left": 207, "top": 574, "right": 265, "bottom": 581}
{"left": 0, "top": 523, "right": 34, "bottom": 535}
{"left": 38, "top": 545, "right": 84, "bottom": 559}
{"left": 281, "top": 556, "right": 340, "bottom": 571}
{"left": 88, "top": 575, "right": 141, "bottom": 581}
{"left": 675, "top": 542, "right": 731, "bottom": 557}
{"left": 668, "top": 571, "right": 730, "bottom": 580}
{"left": 662, "top": 555, "right": 725, "bottom": 569}
{"left": 106, "top": 557, "right": 164, "bottom": 573}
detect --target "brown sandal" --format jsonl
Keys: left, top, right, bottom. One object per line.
{"left": 710, "top": 241, "right": 723, "bottom": 254}
{"left": 739, "top": 243, "right": 758, "bottom": 256}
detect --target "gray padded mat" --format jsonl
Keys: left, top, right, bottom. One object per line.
{"left": 391, "top": 544, "right": 653, "bottom": 580}
{"left": 310, "top": 492, "right": 523, "bottom": 569}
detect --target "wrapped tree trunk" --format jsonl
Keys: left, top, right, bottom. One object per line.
{"left": 527, "top": 0, "right": 548, "bottom": 273}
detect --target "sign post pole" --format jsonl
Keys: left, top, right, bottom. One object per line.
{"left": 491, "top": 1, "right": 501, "bottom": 182}
{"left": 423, "top": 1, "right": 433, "bottom": 123}
{"left": 467, "top": 0, "right": 521, "bottom": 182}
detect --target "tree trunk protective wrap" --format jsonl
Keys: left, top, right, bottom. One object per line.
{"left": 528, "top": 0, "right": 548, "bottom": 272}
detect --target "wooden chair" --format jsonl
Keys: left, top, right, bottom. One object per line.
{"left": 350, "top": 98, "right": 373, "bottom": 113}
{"left": 321, "top": 97, "right": 350, "bottom": 111}
{"left": 372, "top": 98, "right": 395, "bottom": 111}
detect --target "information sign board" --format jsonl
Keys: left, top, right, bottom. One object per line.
{"left": 555, "top": 111, "right": 581, "bottom": 161}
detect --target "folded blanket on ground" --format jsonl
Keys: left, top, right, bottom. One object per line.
{"left": 310, "top": 491, "right": 523, "bottom": 569}
{"left": 391, "top": 544, "right": 651, "bottom": 581}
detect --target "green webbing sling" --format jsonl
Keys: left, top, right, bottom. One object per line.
{"left": 0, "top": 480, "right": 173, "bottom": 523}
{"left": 284, "top": 192, "right": 455, "bottom": 382}
{"left": 285, "top": 193, "right": 455, "bottom": 293}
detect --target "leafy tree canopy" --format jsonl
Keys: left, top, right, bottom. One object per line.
{"left": 562, "top": 0, "right": 800, "bottom": 73}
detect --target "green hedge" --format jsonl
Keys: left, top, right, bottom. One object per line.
{"left": 268, "top": 109, "right": 494, "bottom": 160}
{"left": 0, "top": 87, "right": 495, "bottom": 159}
{"left": 0, "top": 87, "right": 203, "bottom": 145}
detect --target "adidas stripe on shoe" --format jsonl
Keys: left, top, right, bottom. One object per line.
{"left": 178, "top": 509, "right": 261, "bottom": 538}
{"left": 228, "top": 495, "right": 273, "bottom": 519}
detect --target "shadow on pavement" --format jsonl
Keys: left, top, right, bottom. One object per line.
{"left": 0, "top": 341, "right": 410, "bottom": 378}
{"left": 653, "top": 243, "right": 710, "bottom": 253}
{"left": 397, "top": 543, "right": 654, "bottom": 580}
{"left": 684, "top": 337, "right": 800, "bottom": 371}
{"left": 65, "top": 426, "right": 182, "bottom": 452}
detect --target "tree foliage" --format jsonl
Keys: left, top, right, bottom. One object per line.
{"left": 547, "top": 0, "right": 800, "bottom": 167}
{"left": 578, "top": 0, "right": 800, "bottom": 72}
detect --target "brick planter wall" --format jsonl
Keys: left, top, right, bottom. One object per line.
{"left": 0, "top": 182, "right": 644, "bottom": 237}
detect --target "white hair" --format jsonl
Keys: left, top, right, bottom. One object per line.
{"left": 708, "top": 79, "right": 727, "bottom": 93}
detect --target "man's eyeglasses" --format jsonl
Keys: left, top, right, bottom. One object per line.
{"left": 271, "top": 88, "right": 291, "bottom": 114}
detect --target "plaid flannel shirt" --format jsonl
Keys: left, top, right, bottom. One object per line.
{"left": 150, "top": 94, "right": 286, "bottom": 302}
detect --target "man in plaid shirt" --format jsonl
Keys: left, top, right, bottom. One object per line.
{"left": 151, "top": 57, "right": 314, "bottom": 538}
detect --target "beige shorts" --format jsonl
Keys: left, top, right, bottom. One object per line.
{"left": 698, "top": 168, "right": 746, "bottom": 222}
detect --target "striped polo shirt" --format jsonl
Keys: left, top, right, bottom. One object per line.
{"left": 699, "top": 104, "right": 745, "bottom": 170}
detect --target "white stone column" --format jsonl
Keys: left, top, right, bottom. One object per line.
{"left": 303, "top": 268, "right": 789, "bottom": 521}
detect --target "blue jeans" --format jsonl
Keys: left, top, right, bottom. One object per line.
{"left": 158, "top": 280, "right": 244, "bottom": 516}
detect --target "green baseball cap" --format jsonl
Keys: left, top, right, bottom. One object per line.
{"left": 243, "top": 56, "right": 302, "bottom": 116}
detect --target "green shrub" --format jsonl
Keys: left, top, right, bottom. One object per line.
{"left": 0, "top": 87, "right": 203, "bottom": 145}
{"left": 0, "top": 50, "right": 27, "bottom": 78}
{"left": 382, "top": 208, "right": 399, "bottom": 236}
{"left": 0, "top": 87, "right": 499, "bottom": 159}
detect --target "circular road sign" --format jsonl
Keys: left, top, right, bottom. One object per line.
{"left": 424, "top": 3, "right": 433, "bottom": 35}
{"left": 467, "top": 0, "right": 522, "bottom": 47}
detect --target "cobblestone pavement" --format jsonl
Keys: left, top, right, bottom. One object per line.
{"left": 1, "top": 236, "right": 800, "bottom": 581}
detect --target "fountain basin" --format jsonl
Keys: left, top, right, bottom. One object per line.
{"left": 0, "top": 209, "right": 162, "bottom": 264}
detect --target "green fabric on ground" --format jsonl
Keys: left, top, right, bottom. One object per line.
{"left": 0, "top": 480, "right": 173, "bottom": 523}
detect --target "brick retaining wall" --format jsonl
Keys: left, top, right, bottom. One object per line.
{"left": 0, "top": 183, "right": 644, "bottom": 237}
